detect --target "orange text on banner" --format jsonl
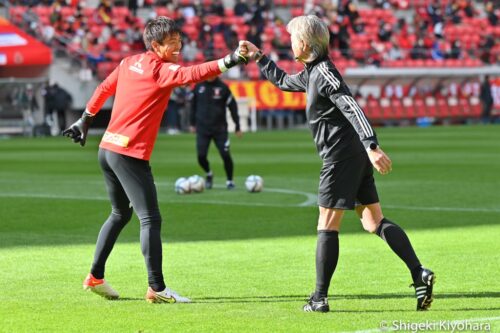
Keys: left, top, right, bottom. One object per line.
{"left": 227, "top": 80, "right": 306, "bottom": 110}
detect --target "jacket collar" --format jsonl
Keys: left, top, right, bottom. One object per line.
{"left": 304, "top": 55, "right": 329, "bottom": 70}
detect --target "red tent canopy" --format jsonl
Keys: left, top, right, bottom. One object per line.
{"left": 0, "top": 17, "right": 52, "bottom": 77}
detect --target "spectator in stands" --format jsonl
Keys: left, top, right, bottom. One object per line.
{"left": 246, "top": 25, "right": 262, "bottom": 49}
{"left": 462, "top": 0, "right": 475, "bottom": 18}
{"left": 128, "top": 0, "right": 138, "bottom": 16}
{"left": 373, "top": 0, "right": 391, "bottom": 9}
{"left": 377, "top": 20, "right": 393, "bottom": 42}
{"left": 427, "top": 0, "right": 443, "bottom": 26}
{"left": 210, "top": 0, "right": 225, "bottom": 16}
{"left": 86, "top": 37, "right": 106, "bottom": 71}
{"left": 367, "top": 41, "right": 384, "bottom": 67}
{"left": 386, "top": 40, "right": 403, "bottom": 61}
{"left": 234, "top": 0, "right": 253, "bottom": 23}
{"left": 447, "top": 40, "right": 462, "bottom": 59}
{"left": 22, "top": 5, "right": 40, "bottom": 36}
{"left": 343, "top": 1, "right": 360, "bottom": 26}
{"left": 431, "top": 40, "right": 445, "bottom": 60}
{"left": 485, "top": 1, "right": 498, "bottom": 26}
{"left": 480, "top": 75, "right": 494, "bottom": 124}
{"left": 182, "top": 40, "right": 200, "bottom": 62}
{"left": 479, "top": 34, "right": 495, "bottom": 64}
{"left": 96, "top": 0, "right": 112, "bottom": 25}
{"left": 410, "top": 38, "right": 427, "bottom": 59}
{"left": 445, "top": 1, "right": 462, "bottom": 24}
{"left": 126, "top": 24, "right": 144, "bottom": 51}
{"left": 337, "top": 19, "right": 351, "bottom": 58}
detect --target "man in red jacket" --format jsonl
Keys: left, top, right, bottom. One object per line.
{"left": 63, "top": 16, "right": 248, "bottom": 303}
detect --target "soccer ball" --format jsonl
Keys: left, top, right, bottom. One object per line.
{"left": 175, "top": 177, "right": 191, "bottom": 194}
{"left": 188, "top": 175, "right": 205, "bottom": 193}
{"left": 245, "top": 175, "right": 263, "bottom": 193}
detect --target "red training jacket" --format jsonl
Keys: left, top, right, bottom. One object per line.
{"left": 86, "top": 51, "right": 222, "bottom": 160}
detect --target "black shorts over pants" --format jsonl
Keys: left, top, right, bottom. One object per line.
{"left": 318, "top": 152, "right": 379, "bottom": 209}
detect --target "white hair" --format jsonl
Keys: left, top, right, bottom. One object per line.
{"left": 286, "top": 15, "right": 330, "bottom": 61}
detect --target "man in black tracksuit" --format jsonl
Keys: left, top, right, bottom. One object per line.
{"left": 190, "top": 77, "right": 242, "bottom": 189}
{"left": 242, "top": 15, "right": 435, "bottom": 312}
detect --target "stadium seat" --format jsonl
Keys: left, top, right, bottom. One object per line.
{"left": 448, "top": 97, "right": 462, "bottom": 118}
{"left": 392, "top": 97, "right": 406, "bottom": 119}
{"left": 402, "top": 97, "right": 415, "bottom": 118}
{"left": 425, "top": 96, "right": 438, "bottom": 118}
{"left": 413, "top": 95, "right": 427, "bottom": 118}
{"left": 379, "top": 97, "right": 393, "bottom": 119}
{"left": 469, "top": 96, "right": 482, "bottom": 118}
{"left": 435, "top": 95, "right": 449, "bottom": 118}
{"left": 366, "top": 96, "right": 383, "bottom": 121}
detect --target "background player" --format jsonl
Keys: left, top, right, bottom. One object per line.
{"left": 189, "top": 76, "right": 242, "bottom": 189}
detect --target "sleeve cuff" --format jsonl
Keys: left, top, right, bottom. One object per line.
{"left": 362, "top": 137, "right": 378, "bottom": 150}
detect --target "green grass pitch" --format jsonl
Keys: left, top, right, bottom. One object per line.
{"left": 0, "top": 125, "right": 499, "bottom": 332}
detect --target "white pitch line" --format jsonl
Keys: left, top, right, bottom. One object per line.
{"left": 342, "top": 316, "right": 500, "bottom": 333}
{"left": 0, "top": 191, "right": 499, "bottom": 213}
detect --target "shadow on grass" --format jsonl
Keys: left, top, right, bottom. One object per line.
{"left": 192, "top": 292, "right": 500, "bottom": 304}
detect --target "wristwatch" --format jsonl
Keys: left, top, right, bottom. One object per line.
{"left": 368, "top": 142, "right": 378, "bottom": 151}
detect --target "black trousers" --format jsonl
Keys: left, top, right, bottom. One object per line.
{"left": 92, "top": 148, "right": 165, "bottom": 291}
{"left": 196, "top": 131, "right": 233, "bottom": 181}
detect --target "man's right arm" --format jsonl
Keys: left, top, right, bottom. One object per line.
{"left": 156, "top": 47, "right": 248, "bottom": 88}
{"left": 256, "top": 55, "right": 307, "bottom": 92}
{"left": 86, "top": 64, "right": 119, "bottom": 115}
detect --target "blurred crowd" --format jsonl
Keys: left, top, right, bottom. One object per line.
{"left": 6, "top": 0, "right": 500, "bottom": 79}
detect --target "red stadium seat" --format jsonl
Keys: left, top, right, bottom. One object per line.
{"left": 425, "top": 96, "right": 438, "bottom": 117}
{"left": 448, "top": 97, "right": 462, "bottom": 117}
{"left": 435, "top": 95, "right": 449, "bottom": 118}
{"left": 402, "top": 97, "right": 415, "bottom": 118}
{"left": 379, "top": 97, "right": 393, "bottom": 119}
{"left": 469, "top": 96, "right": 482, "bottom": 117}
{"left": 413, "top": 95, "right": 427, "bottom": 118}
{"left": 366, "top": 96, "right": 383, "bottom": 121}
{"left": 392, "top": 98, "right": 406, "bottom": 119}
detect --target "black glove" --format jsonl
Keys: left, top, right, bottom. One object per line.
{"left": 62, "top": 111, "right": 94, "bottom": 147}
{"left": 223, "top": 47, "right": 249, "bottom": 69}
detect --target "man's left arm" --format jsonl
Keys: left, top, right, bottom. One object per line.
{"left": 320, "top": 71, "right": 392, "bottom": 174}
{"left": 226, "top": 90, "right": 241, "bottom": 135}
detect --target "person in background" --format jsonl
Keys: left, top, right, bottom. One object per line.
{"left": 190, "top": 76, "right": 242, "bottom": 190}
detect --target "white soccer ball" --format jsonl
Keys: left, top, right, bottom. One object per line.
{"left": 175, "top": 177, "right": 191, "bottom": 194}
{"left": 188, "top": 175, "right": 205, "bottom": 193}
{"left": 245, "top": 175, "right": 263, "bottom": 193}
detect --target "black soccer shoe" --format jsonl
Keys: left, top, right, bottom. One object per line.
{"left": 411, "top": 267, "right": 435, "bottom": 311}
{"left": 303, "top": 294, "right": 329, "bottom": 313}
{"left": 226, "top": 181, "right": 235, "bottom": 190}
{"left": 205, "top": 175, "right": 213, "bottom": 189}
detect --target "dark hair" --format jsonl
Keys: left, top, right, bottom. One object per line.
{"left": 143, "top": 16, "right": 181, "bottom": 51}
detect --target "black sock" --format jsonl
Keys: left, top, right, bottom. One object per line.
{"left": 376, "top": 218, "right": 422, "bottom": 281}
{"left": 221, "top": 153, "right": 233, "bottom": 181}
{"left": 314, "top": 230, "right": 339, "bottom": 300}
